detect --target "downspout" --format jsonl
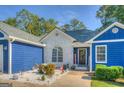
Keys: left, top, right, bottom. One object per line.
{"left": 8, "top": 38, "right": 14, "bottom": 74}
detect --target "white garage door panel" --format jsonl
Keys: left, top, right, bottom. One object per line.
{"left": 0, "top": 45, "right": 3, "bottom": 72}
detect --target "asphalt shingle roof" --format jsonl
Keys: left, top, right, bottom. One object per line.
{"left": 65, "top": 29, "right": 99, "bottom": 42}
{"left": 0, "top": 22, "right": 41, "bottom": 43}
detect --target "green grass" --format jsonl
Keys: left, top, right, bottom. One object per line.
{"left": 91, "top": 77, "right": 124, "bottom": 87}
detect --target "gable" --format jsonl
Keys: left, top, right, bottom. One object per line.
{"left": 41, "top": 29, "right": 75, "bottom": 42}
{"left": 94, "top": 26, "right": 124, "bottom": 41}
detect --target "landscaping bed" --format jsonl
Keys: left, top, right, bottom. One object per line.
{"left": 0, "top": 64, "right": 69, "bottom": 86}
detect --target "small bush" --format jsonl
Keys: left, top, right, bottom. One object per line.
{"left": 95, "top": 64, "right": 123, "bottom": 81}
{"left": 123, "top": 68, "right": 124, "bottom": 75}
{"left": 38, "top": 64, "right": 46, "bottom": 74}
{"left": 38, "top": 64, "right": 56, "bottom": 76}
{"left": 111, "top": 66, "right": 123, "bottom": 77}
{"left": 71, "top": 65, "right": 76, "bottom": 70}
{"left": 41, "top": 75, "right": 45, "bottom": 81}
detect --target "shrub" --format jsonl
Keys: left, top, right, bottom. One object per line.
{"left": 45, "top": 64, "right": 56, "bottom": 76}
{"left": 71, "top": 65, "right": 76, "bottom": 70}
{"left": 41, "top": 75, "right": 45, "bottom": 81}
{"left": 111, "top": 66, "right": 123, "bottom": 77}
{"left": 38, "top": 64, "right": 46, "bottom": 74}
{"left": 123, "top": 68, "right": 124, "bottom": 75}
{"left": 38, "top": 64, "right": 56, "bottom": 76}
{"left": 96, "top": 64, "right": 107, "bottom": 69}
{"left": 95, "top": 64, "right": 123, "bottom": 81}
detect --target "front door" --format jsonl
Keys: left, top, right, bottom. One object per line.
{"left": 79, "top": 48, "right": 86, "bottom": 66}
{"left": 0, "top": 45, "right": 3, "bottom": 72}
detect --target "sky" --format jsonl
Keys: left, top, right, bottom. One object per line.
{"left": 0, "top": 5, "right": 102, "bottom": 30}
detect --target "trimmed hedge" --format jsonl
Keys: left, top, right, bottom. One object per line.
{"left": 95, "top": 64, "right": 123, "bottom": 81}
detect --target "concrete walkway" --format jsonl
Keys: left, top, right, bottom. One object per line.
{"left": 50, "top": 71, "right": 91, "bottom": 87}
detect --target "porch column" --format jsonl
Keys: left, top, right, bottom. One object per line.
{"left": 77, "top": 48, "right": 79, "bottom": 65}
{"left": 89, "top": 44, "right": 92, "bottom": 72}
{"left": 8, "top": 40, "right": 12, "bottom": 74}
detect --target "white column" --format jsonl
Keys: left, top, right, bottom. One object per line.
{"left": 90, "top": 44, "right": 92, "bottom": 72}
{"left": 8, "top": 41, "right": 12, "bottom": 74}
{"left": 78, "top": 48, "right": 79, "bottom": 65}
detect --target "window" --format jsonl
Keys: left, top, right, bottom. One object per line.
{"left": 96, "top": 45, "right": 107, "bottom": 63}
{"left": 52, "top": 47, "right": 63, "bottom": 62}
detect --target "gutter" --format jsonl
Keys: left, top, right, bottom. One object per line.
{"left": 8, "top": 36, "right": 46, "bottom": 47}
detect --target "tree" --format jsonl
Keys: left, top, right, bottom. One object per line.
{"left": 40, "top": 18, "right": 58, "bottom": 33}
{"left": 96, "top": 5, "right": 124, "bottom": 31}
{"left": 16, "top": 9, "right": 42, "bottom": 36}
{"left": 3, "top": 9, "right": 58, "bottom": 36}
{"left": 61, "top": 18, "right": 86, "bottom": 31}
{"left": 4, "top": 17, "right": 16, "bottom": 27}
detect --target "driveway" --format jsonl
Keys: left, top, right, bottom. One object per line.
{"left": 50, "top": 71, "right": 91, "bottom": 87}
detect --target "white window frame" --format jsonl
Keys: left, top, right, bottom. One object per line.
{"left": 95, "top": 45, "right": 107, "bottom": 63}
{"left": 52, "top": 47, "right": 63, "bottom": 63}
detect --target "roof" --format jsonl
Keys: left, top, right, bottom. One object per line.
{"left": 65, "top": 29, "right": 99, "bottom": 43}
{"left": 0, "top": 22, "right": 41, "bottom": 43}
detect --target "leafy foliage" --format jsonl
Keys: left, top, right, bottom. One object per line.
{"left": 38, "top": 64, "right": 56, "bottom": 76}
{"left": 4, "top": 9, "right": 58, "bottom": 36}
{"left": 61, "top": 18, "right": 86, "bottom": 31}
{"left": 96, "top": 5, "right": 124, "bottom": 31}
{"left": 41, "top": 75, "right": 46, "bottom": 81}
{"left": 95, "top": 65, "right": 123, "bottom": 81}
{"left": 5, "top": 17, "right": 16, "bottom": 27}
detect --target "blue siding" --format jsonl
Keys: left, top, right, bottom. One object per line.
{"left": 0, "top": 40, "right": 8, "bottom": 73}
{"left": 12, "top": 41, "right": 43, "bottom": 73}
{"left": 95, "top": 26, "right": 124, "bottom": 41}
{"left": 0, "top": 32, "right": 4, "bottom": 37}
{"left": 92, "top": 42, "right": 124, "bottom": 70}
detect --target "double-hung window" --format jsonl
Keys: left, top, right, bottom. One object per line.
{"left": 96, "top": 45, "right": 107, "bottom": 63}
{"left": 52, "top": 47, "right": 63, "bottom": 62}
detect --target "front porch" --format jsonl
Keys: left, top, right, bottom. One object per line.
{"left": 73, "top": 47, "right": 90, "bottom": 71}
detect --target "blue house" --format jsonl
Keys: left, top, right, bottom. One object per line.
{"left": 0, "top": 22, "right": 45, "bottom": 74}
{"left": 0, "top": 21, "right": 124, "bottom": 74}
{"left": 41, "top": 22, "right": 124, "bottom": 72}
{"left": 90, "top": 22, "right": 124, "bottom": 71}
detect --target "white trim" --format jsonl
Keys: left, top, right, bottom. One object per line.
{"left": 88, "top": 22, "right": 124, "bottom": 43}
{"left": 0, "top": 30, "right": 9, "bottom": 38}
{"left": 78, "top": 48, "right": 79, "bottom": 65}
{"left": 0, "top": 45, "right": 3, "bottom": 73}
{"left": 93, "top": 39, "right": 124, "bottom": 43}
{"left": 9, "top": 36, "right": 46, "bottom": 47}
{"left": 8, "top": 41, "right": 12, "bottom": 74}
{"left": 90, "top": 44, "right": 92, "bottom": 72}
{"left": 78, "top": 48, "right": 87, "bottom": 66}
{"left": 72, "top": 42, "right": 90, "bottom": 47}
{"left": 95, "top": 45, "right": 107, "bottom": 63}
{"left": 52, "top": 47, "right": 63, "bottom": 63}
{"left": 0, "top": 30, "right": 46, "bottom": 47}
{"left": 85, "top": 48, "right": 87, "bottom": 66}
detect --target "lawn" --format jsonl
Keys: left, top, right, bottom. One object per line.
{"left": 91, "top": 77, "right": 124, "bottom": 87}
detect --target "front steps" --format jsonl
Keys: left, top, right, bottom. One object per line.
{"left": 75, "top": 66, "right": 88, "bottom": 71}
